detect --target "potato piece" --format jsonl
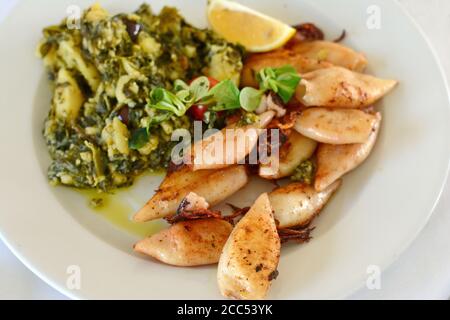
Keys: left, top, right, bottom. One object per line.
{"left": 315, "top": 113, "right": 381, "bottom": 191}
{"left": 294, "top": 108, "right": 377, "bottom": 144}
{"left": 134, "top": 219, "right": 233, "bottom": 266}
{"left": 133, "top": 166, "right": 249, "bottom": 222}
{"left": 298, "top": 67, "right": 397, "bottom": 108}
{"left": 290, "top": 41, "right": 368, "bottom": 72}
{"left": 259, "top": 131, "right": 317, "bottom": 179}
{"left": 218, "top": 193, "right": 280, "bottom": 300}
{"left": 112, "top": 117, "right": 130, "bottom": 155}
{"left": 187, "top": 111, "right": 275, "bottom": 171}
{"left": 53, "top": 68, "right": 84, "bottom": 122}
{"left": 209, "top": 44, "right": 243, "bottom": 85}
{"left": 84, "top": 3, "right": 109, "bottom": 22}
{"left": 270, "top": 180, "right": 341, "bottom": 228}
{"left": 138, "top": 33, "right": 161, "bottom": 57}
{"left": 57, "top": 40, "right": 100, "bottom": 91}
{"left": 241, "top": 50, "right": 333, "bottom": 87}
{"left": 40, "top": 46, "right": 62, "bottom": 71}
{"left": 101, "top": 117, "right": 130, "bottom": 158}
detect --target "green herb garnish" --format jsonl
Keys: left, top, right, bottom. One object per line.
{"left": 146, "top": 65, "right": 301, "bottom": 116}
{"left": 209, "top": 79, "right": 241, "bottom": 111}
{"left": 149, "top": 88, "right": 187, "bottom": 116}
{"left": 136, "top": 66, "right": 301, "bottom": 146}
{"left": 291, "top": 160, "right": 315, "bottom": 185}
{"left": 129, "top": 112, "right": 170, "bottom": 150}
{"left": 239, "top": 87, "right": 263, "bottom": 112}
{"left": 129, "top": 127, "right": 150, "bottom": 150}
{"left": 257, "top": 65, "right": 302, "bottom": 103}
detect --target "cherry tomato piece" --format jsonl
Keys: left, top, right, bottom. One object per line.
{"left": 189, "top": 76, "right": 219, "bottom": 88}
{"left": 188, "top": 104, "right": 208, "bottom": 121}
{"left": 207, "top": 77, "right": 219, "bottom": 88}
{"left": 187, "top": 76, "right": 220, "bottom": 121}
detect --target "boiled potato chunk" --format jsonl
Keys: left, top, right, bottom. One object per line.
{"left": 84, "top": 3, "right": 109, "bottom": 22}
{"left": 53, "top": 68, "right": 84, "bottom": 122}
{"left": 101, "top": 117, "right": 130, "bottom": 158}
{"left": 259, "top": 131, "right": 317, "bottom": 179}
{"left": 218, "top": 193, "right": 280, "bottom": 300}
{"left": 294, "top": 108, "right": 377, "bottom": 144}
{"left": 270, "top": 180, "right": 341, "bottom": 228}
{"left": 134, "top": 219, "right": 233, "bottom": 266}
{"left": 209, "top": 44, "right": 243, "bottom": 85}
{"left": 58, "top": 40, "right": 100, "bottom": 91}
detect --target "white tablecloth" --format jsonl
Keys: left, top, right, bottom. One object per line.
{"left": 1, "top": 0, "right": 449, "bottom": 300}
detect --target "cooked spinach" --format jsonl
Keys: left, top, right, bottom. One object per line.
{"left": 38, "top": 3, "right": 244, "bottom": 190}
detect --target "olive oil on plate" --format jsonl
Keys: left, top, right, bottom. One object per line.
{"left": 78, "top": 173, "right": 166, "bottom": 238}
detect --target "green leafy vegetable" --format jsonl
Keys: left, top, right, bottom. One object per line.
{"left": 257, "top": 65, "right": 301, "bottom": 103}
{"left": 173, "top": 77, "right": 211, "bottom": 105}
{"left": 129, "top": 127, "right": 150, "bottom": 150}
{"left": 239, "top": 87, "right": 263, "bottom": 112}
{"left": 189, "top": 76, "right": 211, "bottom": 101}
{"left": 149, "top": 88, "right": 187, "bottom": 116}
{"left": 129, "top": 112, "right": 171, "bottom": 149}
{"left": 173, "top": 79, "right": 190, "bottom": 92}
{"left": 146, "top": 65, "right": 301, "bottom": 118}
{"left": 148, "top": 112, "right": 171, "bottom": 128}
{"left": 149, "top": 77, "right": 214, "bottom": 115}
{"left": 84, "top": 141, "right": 104, "bottom": 179}
{"left": 209, "top": 79, "right": 241, "bottom": 111}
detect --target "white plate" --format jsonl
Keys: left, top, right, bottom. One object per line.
{"left": 0, "top": 0, "right": 449, "bottom": 299}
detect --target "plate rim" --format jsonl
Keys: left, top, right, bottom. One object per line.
{"left": 0, "top": 0, "right": 449, "bottom": 300}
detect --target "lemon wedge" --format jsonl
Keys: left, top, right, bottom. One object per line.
{"left": 207, "top": 0, "right": 296, "bottom": 52}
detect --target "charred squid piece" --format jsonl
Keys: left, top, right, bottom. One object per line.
{"left": 256, "top": 107, "right": 306, "bottom": 168}
{"left": 134, "top": 218, "right": 233, "bottom": 267}
{"left": 333, "top": 30, "right": 347, "bottom": 43}
{"left": 166, "top": 192, "right": 223, "bottom": 224}
{"left": 294, "top": 108, "right": 378, "bottom": 144}
{"left": 278, "top": 227, "right": 314, "bottom": 244}
{"left": 241, "top": 50, "right": 333, "bottom": 88}
{"left": 177, "top": 192, "right": 210, "bottom": 213}
{"left": 297, "top": 67, "right": 398, "bottom": 108}
{"left": 289, "top": 40, "right": 368, "bottom": 72}
{"left": 259, "top": 130, "right": 317, "bottom": 179}
{"left": 269, "top": 180, "right": 342, "bottom": 229}
{"left": 186, "top": 111, "right": 275, "bottom": 171}
{"left": 315, "top": 113, "right": 381, "bottom": 191}
{"left": 291, "top": 23, "right": 325, "bottom": 42}
{"left": 133, "top": 165, "right": 249, "bottom": 222}
{"left": 255, "top": 93, "right": 287, "bottom": 118}
{"left": 218, "top": 193, "right": 280, "bottom": 300}
{"left": 223, "top": 203, "right": 251, "bottom": 225}
{"left": 166, "top": 209, "right": 223, "bottom": 225}
{"left": 158, "top": 165, "right": 213, "bottom": 191}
